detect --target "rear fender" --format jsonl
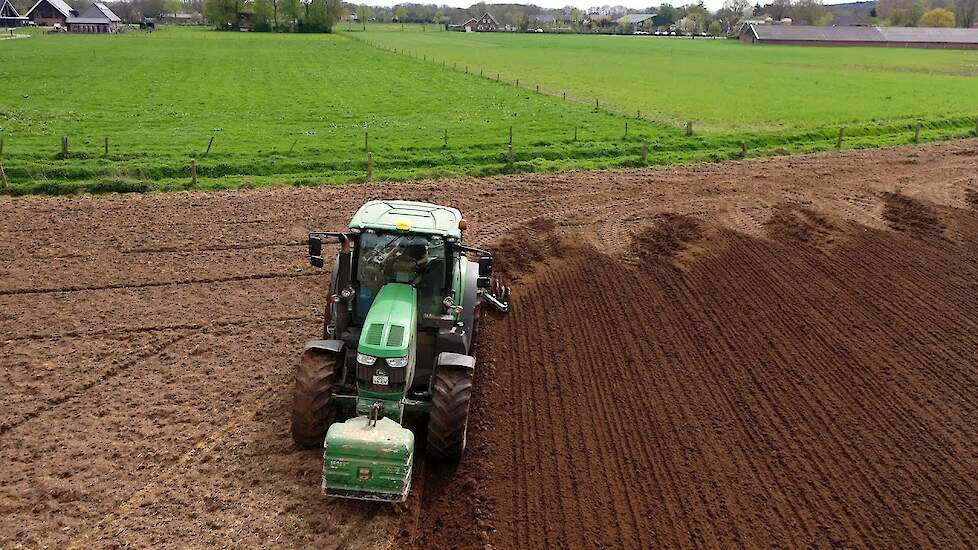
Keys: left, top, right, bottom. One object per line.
{"left": 430, "top": 352, "right": 475, "bottom": 394}
{"left": 305, "top": 339, "right": 344, "bottom": 354}
{"left": 435, "top": 352, "right": 475, "bottom": 371}
{"left": 304, "top": 339, "right": 346, "bottom": 384}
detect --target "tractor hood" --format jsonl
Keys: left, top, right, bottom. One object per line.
{"left": 358, "top": 283, "right": 416, "bottom": 358}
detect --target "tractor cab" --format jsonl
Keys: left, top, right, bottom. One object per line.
{"left": 354, "top": 230, "right": 448, "bottom": 323}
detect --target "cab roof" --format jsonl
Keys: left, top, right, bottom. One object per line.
{"left": 349, "top": 200, "right": 463, "bottom": 239}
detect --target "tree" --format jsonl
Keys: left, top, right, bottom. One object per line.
{"left": 618, "top": 13, "right": 630, "bottom": 33}
{"left": 513, "top": 10, "right": 527, "bottom": 31}
{"left": 918, "top": 7, "right": 955, "bottom": 26}
{"left": 657, "top": 3, "right": 679, "bottom": 26}
{"left": 163, "top": 0, "right": 182, "bottom": 15}
{"left": 204, "top": 0, "right": 236, "bottom": 28}
{"left": 394, "top": 6, "right": 407, "bottom": 21}
{"left": 707, "top": 19, "right": 722, "bottom": 35}
{"left": 254, "top": 0, "right": 273, "bottom": 30}
{"left": 814, "top": 11, "right": 833, "bottom": 25}
{"left": 282, "top": 0, "right": 299, "bottom": 29}
{"left": 956, "top": 0, "right": 977, "bottom": 28}
{"left": 571, "top": 7, "right": 582, "bottom": 29}
{"left": 789, "top": 0, "right": 828, "bottom": 25}
{"left": 356, "top": 3, "right": 370, "bottom": 29}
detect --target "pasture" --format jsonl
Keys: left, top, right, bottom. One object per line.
{"left": 362, "top": 25, "right": 978, "bottom": 131}
{"left": 0, "top": 25, "right": 976, "bottom": 194}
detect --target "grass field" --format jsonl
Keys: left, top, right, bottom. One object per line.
{"left": 360, "top": 24, "right": 978, "bottom": 131}
{"left": 0, "top": 25, "right": 976, "bottom": 195}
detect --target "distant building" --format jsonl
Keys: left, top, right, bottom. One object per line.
{"left": 67, "top": 2, "right": 121, "bottom": 32}
{"left": 25, "top": 0, "right": 76, "bottom": 26}
{"left": 741, "top": 24, "right": 978, "bottom": 49}
{"left": 159, "top": 12, "right": 202, "bottom": 25}
{"left": 0, "top": 0, "right": 28, "bottom": 27}
{"left": 615, "top": 12, "right": 657, "bottom": 31}
{"left": 462, "top": 12, "right": 497, "bottom": 32}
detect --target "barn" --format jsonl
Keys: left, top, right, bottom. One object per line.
{"left": 66, "top": 2, "right": 122, "bottom": 33}
{"left": 25, "top": 0, "right": 76, "bottom": 26}
{"left": 1, "top": 0, "right": 28, "bottom": 27}
{"left": 741, "top": 24, "right": 978, "bottom": 49}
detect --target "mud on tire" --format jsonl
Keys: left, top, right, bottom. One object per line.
{"left": 426, "top": 368, "right": 473, "bottom": 460}
{"left": 290, "top": 349, "right": 338, "bottom": 449}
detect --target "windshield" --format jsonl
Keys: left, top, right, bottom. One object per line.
{"left": 355, "top": 231, "right": 446, "bottom": 322}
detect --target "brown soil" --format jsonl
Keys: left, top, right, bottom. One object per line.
{"left": 2, "top": 140, "right": 977, "bottom": 548}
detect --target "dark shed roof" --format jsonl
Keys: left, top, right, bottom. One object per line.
{"left": 748, "top": 24, "right": 978, "bottom": 45}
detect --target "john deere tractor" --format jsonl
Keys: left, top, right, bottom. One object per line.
{"left": 291, "top": 200, "right": 509, "bottom": 502}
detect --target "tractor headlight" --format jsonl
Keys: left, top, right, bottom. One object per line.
{"left": 356, "top": 353, "right": 377, "bottom": 365}
{"left": 386, "top": 356, "right": 408, "bottom": 368}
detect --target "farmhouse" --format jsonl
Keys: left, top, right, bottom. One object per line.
{"left": 25, "top": 0, "right": 75, "bottom": 26}
{"left": 66, "top": 2, "right": 121, "bottom": 33}
{"left": 741, "top": 24, "right": 978, "bottom": 49}
{"left": 461, "top": 12, "right": 497, "bottom": 32}
{"left": 1, "top": 0, "right": 28, "bottom": 27}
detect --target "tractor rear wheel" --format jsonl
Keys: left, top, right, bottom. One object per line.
{"left": 290, "top": 349, "right": 338, "bottom": 449}
{"left": 426, "top": 368, "right": 473, "bottom": 460}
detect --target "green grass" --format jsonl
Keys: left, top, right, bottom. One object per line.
{"left": 360, "top": 24, "right": 978, "bottom": 131}
{"left": 0, "top": 25, "right": 976, "bottom": 196}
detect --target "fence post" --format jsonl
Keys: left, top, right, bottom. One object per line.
{"left": 61, "top": 136, "right": 68, "bottom": 155}
{"left": 480, "top": 68, "right": 482, "bottom": 76}
{"left": 507, "top": 144, "right": 514, "bottom": 172}
{"left": 0, "top": 160, "right": 8, "bottom": 191}
{"left": 367, "top": 152, "right": 373, "bottom": 181}
{"left": 641, "top": 140, "right": 648, "bottom": 165}
{"left": 104, "top": 137, "right": 109, "bottom": 157}
{"left": 562, "top": 91, "right": 566, "bottom": 100}
{"left": 204, "top": 135, "right": 214, "bottom": 156}
{"left": 465, "top": 66, "right": 468, "bottom": 74}
{"left": 444, "top": 128, "right": 448, "bottom": 148}
{"left": 497, "top": 73, "right": 500, "bottom": 81}
{"left": 509, "top": 126, "right": 513, "bottom": 146}
{"left": 536, "top": 84, "right": 539, "bottom": 93}
{"left": 191, "top": 158, "right": 197, "bottom": 186}
{"left": 624, "top": 121, "right": 628, "bottom": 138}
{"left": 637, "top": 109, "right": 641, "bottom": 119}
{"left": 289, "top": 139, "right": 298, "bottom": 154}
{"left": 685, "top": 122, "right": 693, "bottom": 136}
{"left": 516, "top": 78, "right": 519, "bottom": 87}
{"left": 364, "top": 132, "right": 369, "bottom": 151}
{"left": 573, "top": 127, "right": 577, "bottom": 142}
{"left": 914, "top": 121, "right": 921, "bottom": 143}
{"left": 595, "top": 98, "right": 599, "bottom": 109}
{"left": 0, "top": 137, "right": 4, "bottom": 157}
{"left": 837, "top": 127, "right": 845, "bottom": 149}
{"left": 741, "top": 140, "right": 747, "bottom": 157}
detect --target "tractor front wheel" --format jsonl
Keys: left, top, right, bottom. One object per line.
{"left": 290, "top": 349, "right": 337, "bottom": 449}
{"left": 426, "top": 368, "right": 473, "bottom": 460}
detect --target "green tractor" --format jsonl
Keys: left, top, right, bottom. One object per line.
{"left": 291, "top": 200, "right": 509, "bottom": 502}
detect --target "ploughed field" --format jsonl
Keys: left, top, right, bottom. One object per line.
{"left": 2, "top": 141, "right": 978, "bottom": 547}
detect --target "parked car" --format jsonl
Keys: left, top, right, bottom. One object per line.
{"left": 633, "top": 30, "right": 649, "bottom": 35}
{"left": 533, "top": 28, "right": 544, "bottom": 33}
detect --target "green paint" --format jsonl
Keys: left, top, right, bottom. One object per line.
{"left": 323, "top": 416, "right": 414, "bottom": 501}
{"left": 357, "top": 282, "right": 416, "bottom": 358}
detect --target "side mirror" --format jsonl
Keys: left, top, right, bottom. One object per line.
{"left": 309, "top": 236, "right": 324, "bottom": 268}
{"left": 478, "top": 256, "right": 493, "bottom": 278}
